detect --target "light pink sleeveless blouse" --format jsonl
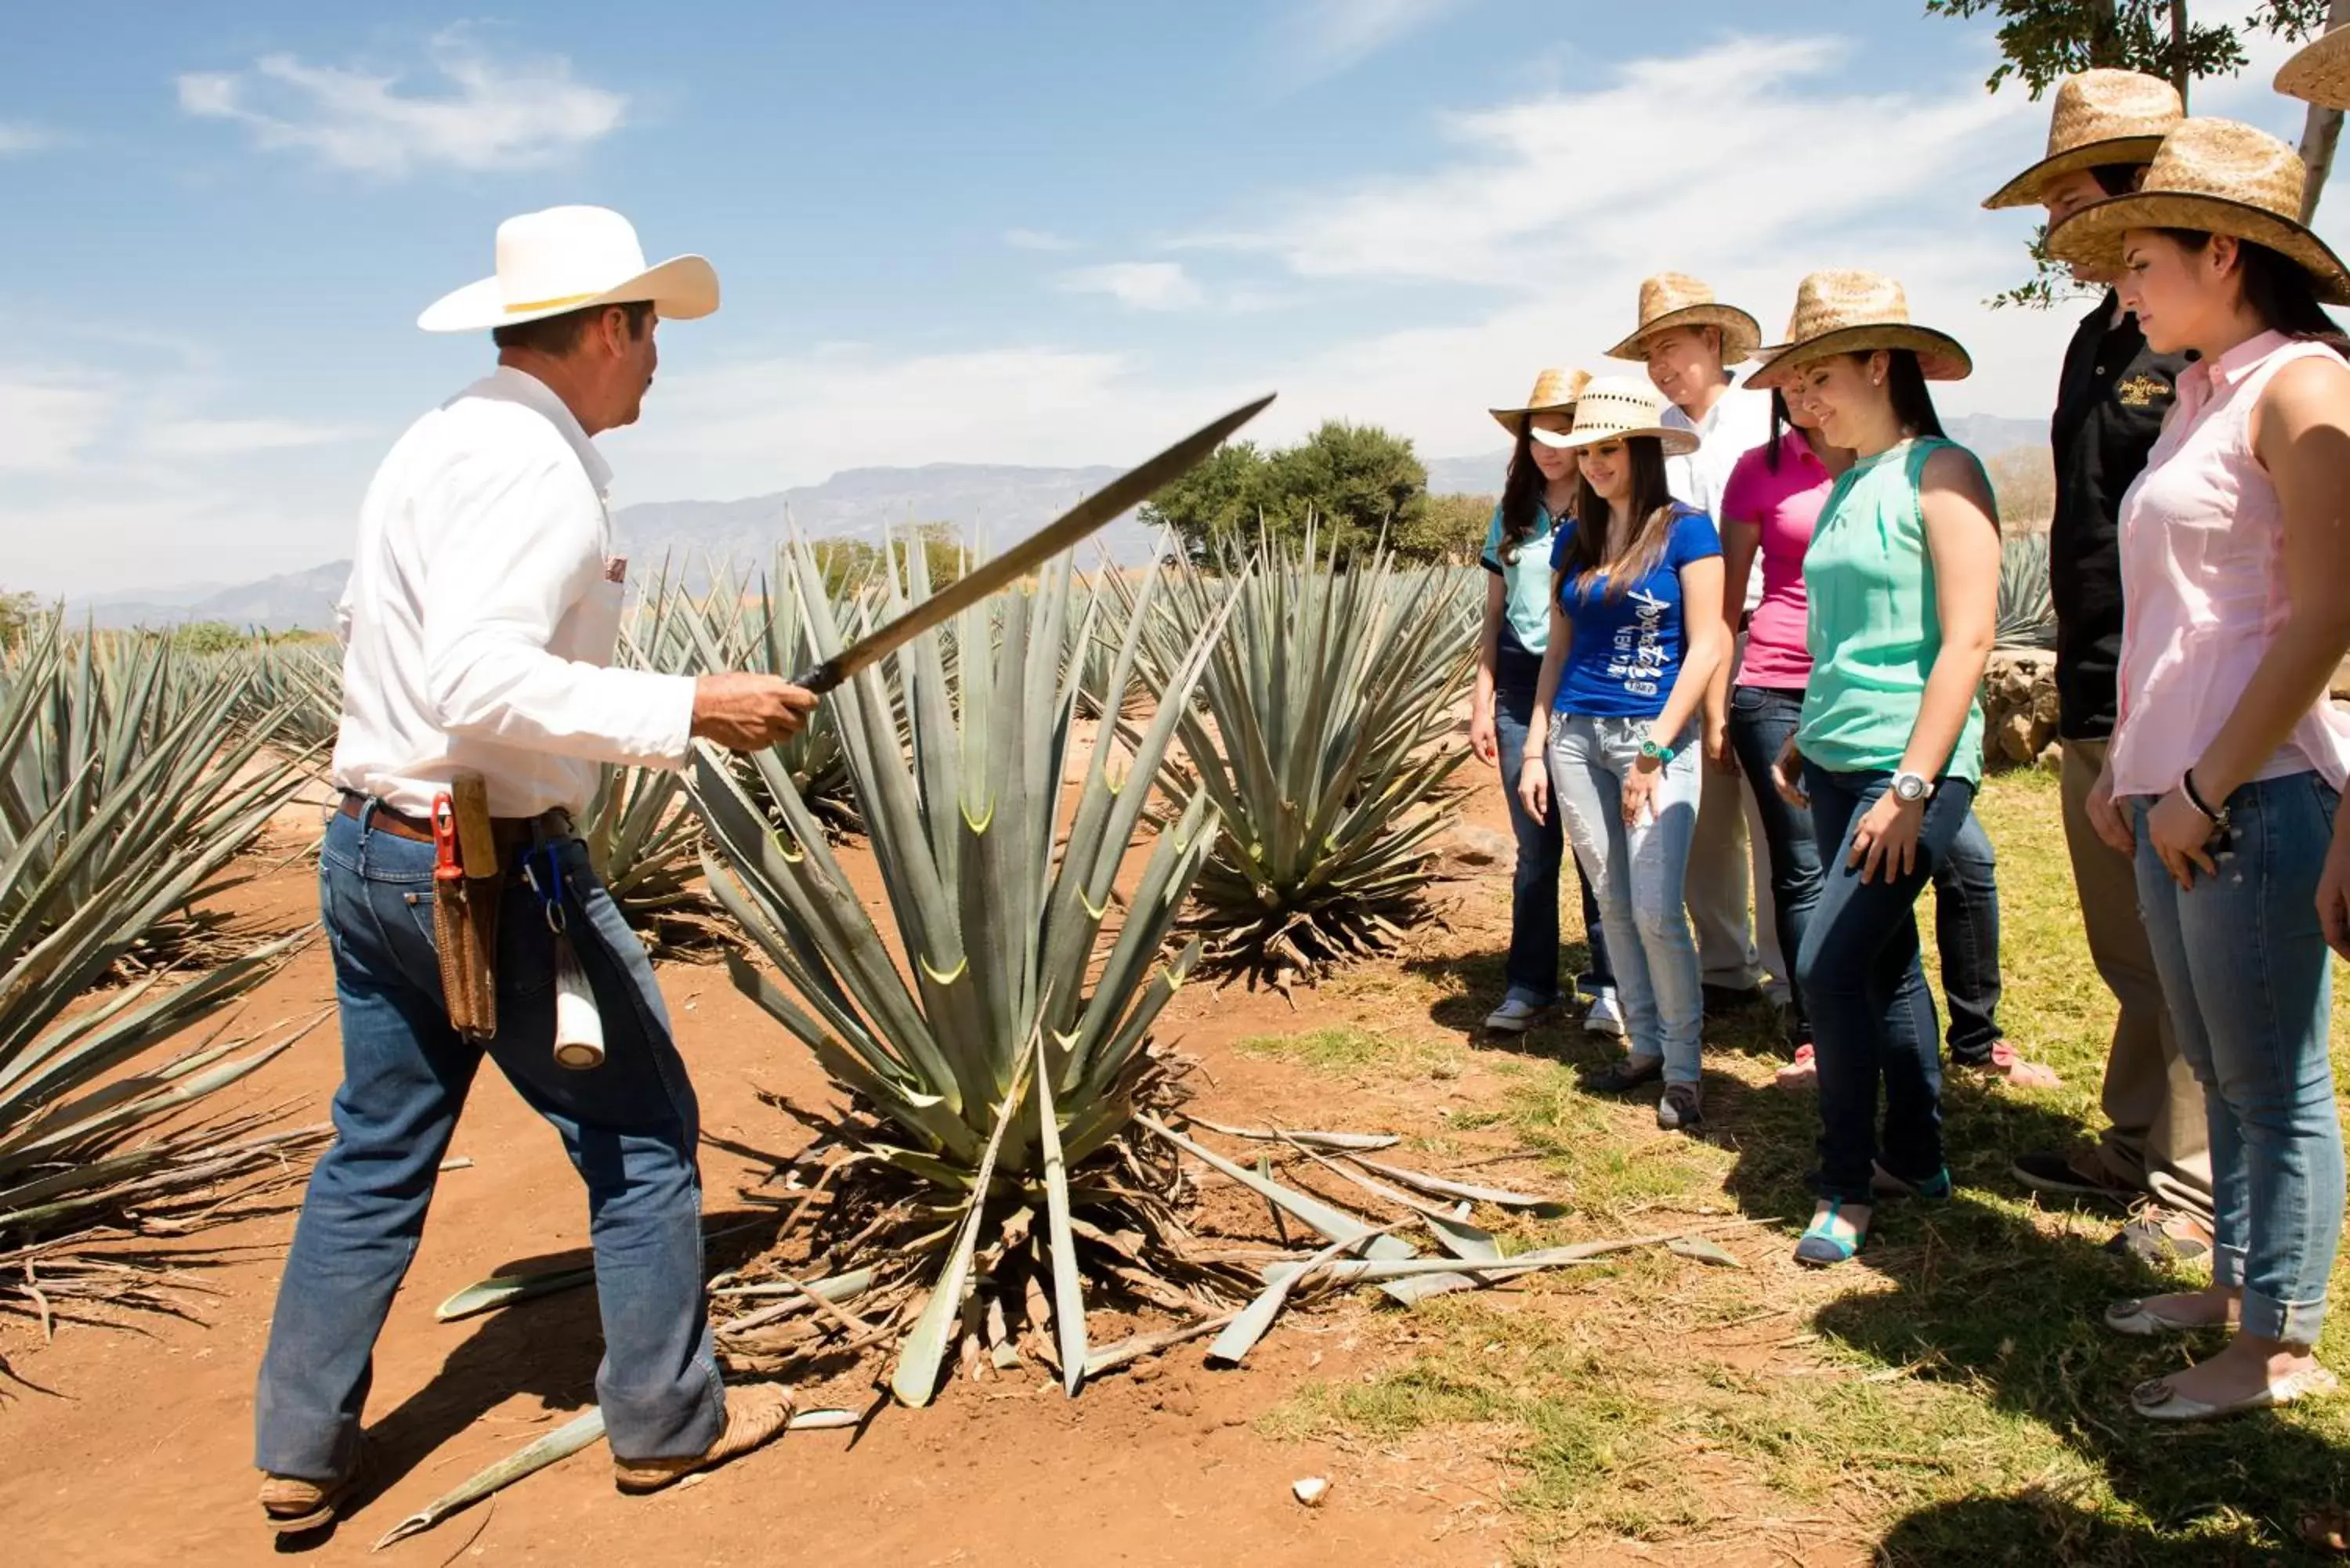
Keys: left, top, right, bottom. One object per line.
{"left": 2108, "top": 330, "right": 2350, "bottom": 797}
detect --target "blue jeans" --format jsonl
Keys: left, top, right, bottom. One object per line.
{"left": 254, "top": 806, "right": 724, "bottom": 1477}
{"left": 1547, "top": 715, "right": 1705, "bottom": 1082}
{"left": 1798, "top": 765, "right": 1979, "bottom": 1205}
{"left": 1495, "top": 679, "right": 1612, "bottom": 1006}
{"left": 1727, "top": 685, "right": 2003, "bottom": 1057}
{"left": 2131, "top": 775, "right": 2344, "bottom": 1343}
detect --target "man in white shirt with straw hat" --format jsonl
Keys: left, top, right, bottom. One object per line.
{"left": 253, "top": 205, "right": 819, "bottom": 1534}
{"left": 1607, "top": 276, "right": 1781, "bottom": 1016}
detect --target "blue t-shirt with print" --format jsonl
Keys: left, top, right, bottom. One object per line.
{"left": 1547, "top": 504, "right": 1722, "bottom": 719}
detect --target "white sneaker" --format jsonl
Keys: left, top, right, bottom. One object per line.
{"left": 1482, "top": 997, "right": 1547, "bottom": 1034}
{"left": 1583, "top": 989, "right": 1625, "bottom": 1039}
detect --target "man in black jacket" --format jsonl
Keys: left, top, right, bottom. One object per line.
{"left": 1981, "top": 70, "right": 2214, "bottom": 1263}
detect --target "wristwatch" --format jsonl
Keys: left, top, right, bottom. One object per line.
{"left": 1639, "top": 739, "right": 1676, "bottom": 765}
{"left": 1890, "top": 771, "right": 1933, "bottom": 804}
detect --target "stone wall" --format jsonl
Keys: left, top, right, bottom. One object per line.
{"left": 1979, "top": 649, "right": 2059, "bottom": 772}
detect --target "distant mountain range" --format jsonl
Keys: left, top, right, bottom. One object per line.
{"left": 69, "top": 417, "right": 2055, "bottom": 630}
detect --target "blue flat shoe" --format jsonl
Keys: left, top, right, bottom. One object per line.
{"left": 1794, "top": 1201, "right": 1868, "bottom": 1267}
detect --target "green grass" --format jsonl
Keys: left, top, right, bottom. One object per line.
{"left": 1254, "top": 770, "right": 2350, "bottom": 1566}
{"left": 1235, "top": 1023, "right": 1464, "bottom": 1081}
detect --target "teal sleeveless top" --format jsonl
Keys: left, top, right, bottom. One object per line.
{"left": 1799, "top": 437, "right": 1987, "bottom": 785}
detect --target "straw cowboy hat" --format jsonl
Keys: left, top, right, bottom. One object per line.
{"left": 2044, "top": 118, "right": 2350, "bottom": 305}
{"left": 1604, "top": 273, "right": 1762, "bottom": 364}
{"left": 1982, "top": 69, "right": 2182, "bottom": 210}
{"left": 1528, "top": 377, "right": 1699, "bottom": 455}
{"left": 418, "top": 205, "right": 720, "bottom": 333}
{"left": 1488, "top": 367, "right": 1591, "bottom": 435}
{"left": 2277, "top": 24, "right": 2350, "bottom": 110}
{"left": 1747, "top": 271, "right": 1973, "bottom": 389}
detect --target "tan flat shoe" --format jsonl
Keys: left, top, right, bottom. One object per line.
{"left": 258, "top": 1448, "right": 366, "bottom": 1534}
{"left": 2131, "top": 1364, "right": 2339, "bottom": 1422}
{"left": 613, "top": 1383, "right": 795, "bottom": 1494}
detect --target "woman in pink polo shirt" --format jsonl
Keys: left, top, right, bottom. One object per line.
{"left": 2049, "top": 118, "right": 2350, "bottom": 1423}
{"left": 1717, "top": 395, "right": 2050, "bottom": 1092}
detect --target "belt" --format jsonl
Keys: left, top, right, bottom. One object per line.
{"left": 337, "top": 791, "right": 574, "bottom": 854}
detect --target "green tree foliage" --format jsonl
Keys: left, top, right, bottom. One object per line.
{"left": 1395, "top": 493, "right": 1499, "bottom": 565}
{"left": 1141, "top": 421, "right": 1434, "bottom": 562}
{"left": 807, "top": 522, "right": 967, "bottom": 598}
{"left": 0, "top": 589, "right": 36, "bottom": 648}
{"left": 1929, "top": 2, "right": 2338, "bottom": 305}
{"left": 171, "top": 620, "right": 249, "bottom": 655}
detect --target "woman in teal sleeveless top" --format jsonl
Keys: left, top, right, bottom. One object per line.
{"left": 1747, "top": 272, "right": 2002, "bottom": 1269}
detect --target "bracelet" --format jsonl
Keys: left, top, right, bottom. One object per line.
{"left": 2180, "top": 768, "right": 2225, "bottom": 826}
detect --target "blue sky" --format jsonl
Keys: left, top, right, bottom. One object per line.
{"left": 4, "top": 2, "right": 2342, "bottom": 594}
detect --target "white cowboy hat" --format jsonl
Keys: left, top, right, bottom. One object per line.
{"left": 1528, "top": 377, "right": 1699, "bottom": 455}
{"left": 418, "top": 205, "right": 719, "bottom": 334}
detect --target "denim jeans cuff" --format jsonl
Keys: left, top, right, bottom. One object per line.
{"left": 2242, "top": 1288, "right": 2327, "bottom": 1346}
{"left": 2210, "top": 1245, "right": 2249, "bottom": 1292}
{"left": 1809, "top": 1171, "right": 1875, "bottom": 1207}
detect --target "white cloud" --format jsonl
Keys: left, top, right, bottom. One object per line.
{"left": 0, "top": 123, "right": 58, "bottom": 157}
{"left": 177, "top": 27, "right": 627, "bottom": 176}
{"left": 0, "top": 374, "right": 114, "bottom": 473}
{"left": 1198, "top": 37, "right": 2031, "bottom": 288}
{"left": 1273, "top": 0, "right": 1468, "bottom": 86}
{"left": 1003, "top": 227, "right": 1079, "bottom": 251}
{"left": 1057, "top": 261, "right": 1206, "bottom": 311}
{"left": 142, "top": 417, "right": 363, "bottom": 459}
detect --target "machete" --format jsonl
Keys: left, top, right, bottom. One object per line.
{"left": 789, "top": 392, "right": 1274, "bottom": 692}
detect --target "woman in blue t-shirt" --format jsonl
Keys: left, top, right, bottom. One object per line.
{"left": 1472, "top": 370, "right": 1620, "bottom": 1039}
{"left": 1518, "top": 378, "right": 1730, "bottom": 1133}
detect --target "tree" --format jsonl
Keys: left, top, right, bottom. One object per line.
{"left": 1393, "top": 492, "right": 1498, "bottom": 565}
{"left": 1986, "top": 445, "right": 2058, "bottom": 527}
{"left": 1141, "top": 421, "right": 1434, "bottom": 562}
{"left": 0, "top": 588, "right": 35, "bottom": 648}
{"left": 1929, "top": 1, "right": 2339, "bottom": 304}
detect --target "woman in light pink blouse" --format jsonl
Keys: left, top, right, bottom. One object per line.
{"left": 2049, "top": 118, "right": 2350, "bottom": 1424}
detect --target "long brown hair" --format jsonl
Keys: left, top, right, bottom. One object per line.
{"left": 1496, "top": 421, "right": 1547, "bottom": 565}
{"left": 1554, "top": 436, "right": 1676, "bottom": 602}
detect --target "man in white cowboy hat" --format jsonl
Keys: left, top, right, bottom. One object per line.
{"left": 1981, "top": 71, "right": 2216, "bottom": 1268}
{"left": 251, "top": 205, "right": 819, "bottom": 1532}
{"left": 1609, "top": 274, "right": 1781, "bottom": 1017}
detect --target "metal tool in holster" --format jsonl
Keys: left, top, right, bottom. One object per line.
{"left": 430, "top": 771, "right": 503, "bottom": 1041}
{"left": 519, "top": 839, "right": 606, "bottom": 1071}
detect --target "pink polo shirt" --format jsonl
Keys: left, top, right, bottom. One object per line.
{"left": 1717, "top": 428, "right": 1834, "bottom": 691}
{"left": 2108, "top": 330, "right": 2350, "bottom": 797}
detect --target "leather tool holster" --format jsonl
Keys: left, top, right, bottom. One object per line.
{"left": 432, "top": 772, "right": 506, "bottom": 1042}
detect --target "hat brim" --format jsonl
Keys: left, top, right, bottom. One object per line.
{"left": 1530, "top": 424, "right": 1700, "bottom": 457}
{"left": 2044, "top": 191, "right": 2350, "bottom": 305}
{"left": 1981, "top": 135, "right": 2167, "bottom": 210}
{"left": 2278, "top": 27, "right": 2350, "bottom": 110}
{"left": 1605, "top": 304, "right": 1763, "bottom": 365}
{"left": 1747, "top": 326, "right": 1974, "bottom": 390}
{"left": 417, "top": 254, "right": 721, "bottom": 334}
{"left": 1488, "top": 399, "right": 1580, "bottom": 435}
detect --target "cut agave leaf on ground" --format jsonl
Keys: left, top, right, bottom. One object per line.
{"left": 1260, "top": 1234, "right": 1679, "bottom": 1287}
{"left": 1346, "top": 1155, "right": 1567, "bottom": 1214}
{"left": 370, "top": 1404, "right": 862, "bottom": 1550}
{"left": 433, "top": 1265, "right": 598, "bottom": 1323}
{"left": 1208, "top": 1221, "right": 1399, "bottom": 1368}
{"left": 1083, "top": 1313, "right": 1236, "bottom": 1378}
{"left": 1186, "top": 1117, "right": 1399, "bottom": 1151}
{"left": 1137, "top": 1115, "right": 1477, "bottom": 1304}
{"left": 1666, "top": 1235, "right": 1744, "bottom": 1268}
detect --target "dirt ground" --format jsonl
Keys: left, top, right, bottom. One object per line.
{"left": 0, "top": 771, "right": 1856, "bottom": 1568}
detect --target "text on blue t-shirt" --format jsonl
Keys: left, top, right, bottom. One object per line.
{"left": 1546, "top": 504, "right": 1722, "bottom": 719}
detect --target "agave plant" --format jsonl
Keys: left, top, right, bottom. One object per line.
{"left": 680, "top": 553, "right": 864, "bottom": 838}
{"left": 0, "top": 620, "right": 324, "bottom": 1324}
{"left": 685, "top": 540, "right": 1238, "bottom": 1404}
{"left": 1131, "top": 529, "right": 1476, "bottom": 982}
{"left": 5, "top": 623, "right": 312, "bottom": 966}
{"left": 1996, "top": 530, "right": 2058, "bottom": 651}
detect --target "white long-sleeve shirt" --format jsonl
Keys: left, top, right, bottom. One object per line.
{"left": 1663, "top": 380, "right": 1774, "bottom": 613}
{"left": 330, "top": 367, "right": 696, "bottom": 818}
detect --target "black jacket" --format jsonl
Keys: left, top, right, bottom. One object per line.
{"left": 2049, "top": 293, "right": 2191, "bottom": 740}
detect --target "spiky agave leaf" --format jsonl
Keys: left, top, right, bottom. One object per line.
{"left": 1995, "top": 529, "right": 2057, "bottom": 650}
{"left": 685, "top": 539, "right": 1232, "bottom": 1400}
{"left": 1129, "top": 526, "right": 1477, "bottom": 982}
{"left": 0, "top": 618, "right": 324, "bottom": 1313}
